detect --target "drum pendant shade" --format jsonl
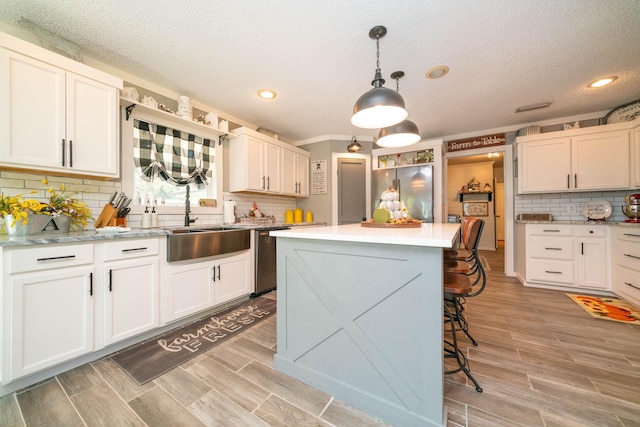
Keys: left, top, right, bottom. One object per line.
{"left": 351, "top": 26, "right": 408, "bottom": 129}
{"left": 377, "top": 119, "right": 422, "bottom": 148}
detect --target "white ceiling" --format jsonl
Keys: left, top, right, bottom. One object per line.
{"left": 1, "top": 0, "right": 639, "bottom": 144}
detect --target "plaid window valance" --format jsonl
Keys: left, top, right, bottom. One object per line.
{"left": 133, "top": 119, "right": 213, "bottom": 188}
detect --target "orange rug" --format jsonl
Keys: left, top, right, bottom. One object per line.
{"left": 567, "top": 294, "right": 640, "bottom": 324}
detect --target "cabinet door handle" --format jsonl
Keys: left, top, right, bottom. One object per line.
{"left": 62, "top": 139, "right": 66, "bottom": 166}
{"left": 623, "top": 233, "right": 640, "bottom": 238}
{"left": 37, "top": 255, "right": 76, "bottom": 262}
{"left": 567, "top": 174, "right": 570, "bottom": 189}
{"left": 581, "top": 242, "right": 584, "bottom": 255}
{"left": 624, "top": 282, "right": 640, "bottom": 291}
{"left": 212, "top": 266, "right": 216, "bottom": 282}
{"left": 109, "top": 269, "right": 113, "bottom": 292}
{"left": 545, "top": 270, "right": 563, "bottom": 274}
{"left": 262, "top": 176, "right": 265, "bottom": 190}
{"left": 542, "top": 229, "right": 560, "bottom": 233}
{"left": 69, "top": 140, "right": 73, "bottom": 168}
{"left": 574, "top": 173, "right": 577, "bottom": 188}
{"left": 217, "top": 265, "right": 221, "bottom": 281}
{"left": 544, "top": 247, "right": 562, "bottom": 250}
{"left": 89, "top": 272, "right": 93, "bottom": 296}
{"left": 624, "top": 253, "right": 640, "bottom": 260}
{"left": 122, "top": 247, "right": 148, "bottom": 253}
{"left": 267, "top": 176, "right": 270, "bottom": 190}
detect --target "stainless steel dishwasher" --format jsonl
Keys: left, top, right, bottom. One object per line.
{"left": 253, "top": 225, "right": 291, "bottom": 297}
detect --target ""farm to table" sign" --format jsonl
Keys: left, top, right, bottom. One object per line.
{"left": 447, "top": 133, "right": 506, "bottom": 153}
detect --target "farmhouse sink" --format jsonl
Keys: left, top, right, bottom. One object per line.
{"left": 167, "top": 227, "right": 250, "bottom": 262}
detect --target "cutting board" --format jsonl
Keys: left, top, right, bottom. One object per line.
{"left": 361, "top": 221, "right": 422, "bottom": 228}
{"left": 94, "top": 205, "right": 118, "bottom": 228}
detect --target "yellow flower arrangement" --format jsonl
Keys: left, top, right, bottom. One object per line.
{"left": 0, "top": 180, "right": 93, "bottom": 234}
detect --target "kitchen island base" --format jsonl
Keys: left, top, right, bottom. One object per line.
{"left": 273, "top": 236, "right": 448, "bottom": 426}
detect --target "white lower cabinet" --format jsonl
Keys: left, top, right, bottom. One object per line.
{"left": 164, "top": 260, "right": 215, "bottom": 323}
{"left": 576, "top": 228, "right": 608, "bottom": 290}
{"left": 612, "top": 227, "right": 640, "bottom": 306}
{"left": 3, "top": 244, "right": 95, "bottom": 381}
{"left": 524, "top": 224, "right": 609, "bottom": 290}
{"left": 164, "top": 250, "right": 251, "bottom": 323}
{"left": 215, "top": 251, "right": 251, "bottom": 305}
{"left": 1, "top": 237, "right": 253, "bottom": 386}
{"left": 102, "top": 239, "right": 159, "bottom": 345}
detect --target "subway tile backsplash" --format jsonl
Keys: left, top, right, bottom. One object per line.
{"left": 515, "top": 190, "right": 635, "bottom": 222}
{"left": 0, "top": 170, "right": 297, "bottom": 229}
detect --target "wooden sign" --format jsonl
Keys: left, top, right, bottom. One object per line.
{"left": 447, "top": 133, "right": 506, "bottom": 153}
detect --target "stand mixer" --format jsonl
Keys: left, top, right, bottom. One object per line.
{"left": 622, "top": 194, "right": 640, "bottom": 223}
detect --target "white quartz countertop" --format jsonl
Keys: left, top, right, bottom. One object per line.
{"left": 270, "top": 223, "right": 460, "bottom": 248}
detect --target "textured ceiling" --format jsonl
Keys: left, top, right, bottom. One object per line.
{"left": 1, "top": 0, "right": 639, "bottom": 143}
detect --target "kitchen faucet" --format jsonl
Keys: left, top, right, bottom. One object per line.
{"left": 184, "top": 184, "right": 197, "bottom": 226}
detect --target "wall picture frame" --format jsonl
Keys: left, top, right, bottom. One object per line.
{"left": 463, "top": 201, "right": 488, "bottom": 217}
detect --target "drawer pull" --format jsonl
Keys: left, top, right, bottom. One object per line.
{"left": 623, "top": 253, "right": 640, "bottom": 260}
{"left": 623, "top": 233, "right": 640, "bottom": 238}
{"left": 36, "top": 255, "right": 76, "bottom": 262}
{"left": 545, "top": 270, "right": 563, "bottom": 274}
{"left": 542, "top": 229, "right": 560, "bottom": 233}
{"left": 122, "top": 247, "right": 148, "bottom": 253}
{"left": 544, "top": 247, "right": 562, "bottom": 251}
{"left": 624, "top": 282, "right": 640, "bottom": 291}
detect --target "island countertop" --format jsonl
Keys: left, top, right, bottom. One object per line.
{"left": 270, "top": 222, "right": 460, "bottom": 247}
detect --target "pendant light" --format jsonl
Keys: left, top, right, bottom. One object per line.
{"left": 347, "top": 136, "right": 362, "bottom": 152}
{"left": 351, "top": 26, "right": 408, "bottom": 129}
{"left": 376, "top": 71, "right": 421, "bottom": 148}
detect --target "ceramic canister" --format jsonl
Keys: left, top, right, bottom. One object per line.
{"left": 177, "top": 95, "right": 193, "bottom": 120}
{"left": 305, "top": 211, "right": 313, "bottom": 222}
{"left": 294, "top": 208, "right": 303, "bottom": 223}
{"left": 285, "top": 210, "right": 294, "bottom": 224}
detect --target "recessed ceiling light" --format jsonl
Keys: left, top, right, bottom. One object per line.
{"left": 425, "top": 65, "right": 449, "bottom": 79}
{"left": 515, "top": 101, "right": 552, "bottom": 113}
{"left": 587, "top": 76, "right": 618, "bottom": 88}
{"left": 258, "top": 89, "right": 276, "bottom": 99}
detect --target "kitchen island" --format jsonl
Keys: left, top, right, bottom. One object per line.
{"left": 270, "top": 223, "right": 460, "bottom": 427}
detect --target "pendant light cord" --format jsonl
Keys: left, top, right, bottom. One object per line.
{"left": 375, "top": 35, "right": 381, "bottom": 73}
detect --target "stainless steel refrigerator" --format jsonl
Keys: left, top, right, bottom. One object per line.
{"left": 371, "top": 165, "right": 434, "bottom": 222}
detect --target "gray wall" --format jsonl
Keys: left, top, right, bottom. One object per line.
{"left": 297, "top": 139, "right": 372, "bottom": 225}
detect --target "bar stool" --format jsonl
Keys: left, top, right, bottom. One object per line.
{"left": 444, "top": 218, "right": 486, "bottom": 346}
{"left": 443, "top": 272, "right": 483, "bottom": 392}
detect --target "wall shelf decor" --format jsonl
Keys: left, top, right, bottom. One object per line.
{"left": 459, "top": 191, "right": 492, "bottom": 202}
{"left": 462, "top": 201, "right": 489, "bottom": 217}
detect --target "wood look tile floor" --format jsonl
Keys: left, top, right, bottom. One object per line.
{"left": 1, "top": 248, "right": 639, "bottom": 426}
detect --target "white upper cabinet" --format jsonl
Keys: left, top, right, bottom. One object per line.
{"left": 65, "top": 72, "right": 119, "bottom": 176}
{"left": 632, "top": 121, "right": 640, "bottom": 187}
{"left": 282, "top": 147, "right": 309, "bottom": 196}
{"left": 228, "top": 127, "right": 309, "bottom": 197}
{"left": 571, "top": 131, "right": 629, "bottom": 190}
{"left": 517, "top": 123, "right": 631, "bottom": 194}
{"left": 0, "top": 32, "right": 122, "bottom": 178}
{"left": 518, "top": 137, "right": 572, "bottom": 193}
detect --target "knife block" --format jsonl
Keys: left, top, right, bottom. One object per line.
{"left": 94, "top": 205, "right": 118, "bottom": 228}
{"left": 110, "top": 217, "right": 127, "bottom": 227}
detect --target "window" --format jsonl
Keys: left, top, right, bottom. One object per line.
{"left": 121, "top": 111, "right": 223, "bottom": 215}
{"left": 132, "top": 119, "right": 216, "bottom": 206}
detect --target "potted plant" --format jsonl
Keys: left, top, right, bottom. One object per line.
{"left": 0, "top": 180, "right": 93, "bottom": 235}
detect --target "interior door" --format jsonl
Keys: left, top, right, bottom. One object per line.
{"left": 495, "top": 181, "right": 505, "bottom": 247}
{"left": 338, "top": 158, "right": 366, "bottom": 224}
